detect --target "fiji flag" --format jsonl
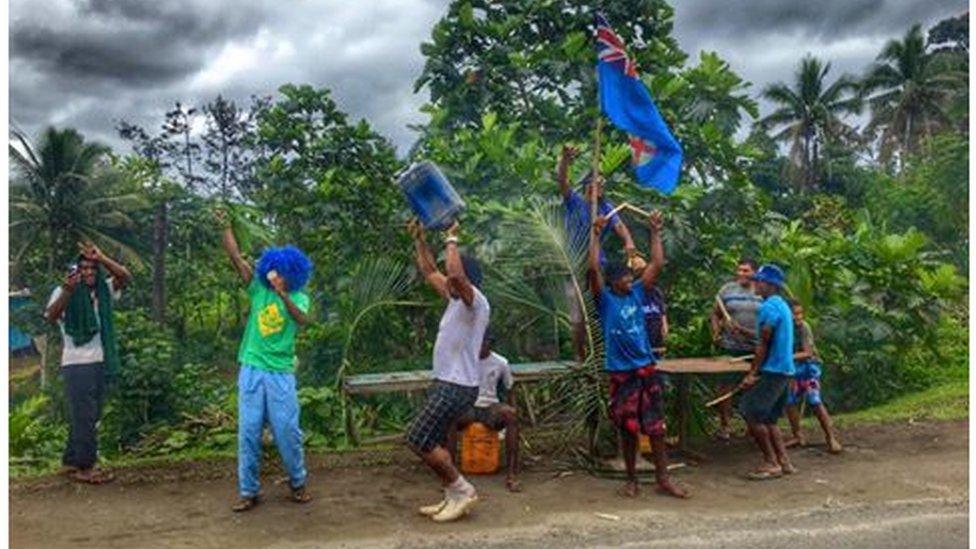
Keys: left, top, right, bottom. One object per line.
{"left": 596, "top": 12, "right": 682, "bottom": 195}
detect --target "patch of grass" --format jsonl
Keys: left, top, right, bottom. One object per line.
{"left": 833, "top": 379, "right": 969, "bottom": 427}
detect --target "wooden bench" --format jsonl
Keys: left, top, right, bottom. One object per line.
{"left": 343, "top": 356, "right": 749, "bottom": 454}
{"left": 343, "top": 361, "right": 575, "bottom": 395}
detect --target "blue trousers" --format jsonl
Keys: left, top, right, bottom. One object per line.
{"left": 238, "top": 365, "right": 307, "bottom": 498}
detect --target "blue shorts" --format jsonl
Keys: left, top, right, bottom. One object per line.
{"left": 788, "top": 360, "right": 823, "bottom": 407}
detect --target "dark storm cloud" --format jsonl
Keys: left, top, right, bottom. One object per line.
{"left": 11, "top": 0, "right": 271, "bottom": 85}
{"left": 674, "top": 0, "right": 967, "bottom": 44}
{"left": 671, "top": 0, "right": 967, "bottom": 131}
{"left": 9, "top": 0, "right": 968, "bottom": 153}
{"left": 9, "top": 0, "right": 449, "bottom": 153}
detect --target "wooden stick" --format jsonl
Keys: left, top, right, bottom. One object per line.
{"left": 729, "top": 354, "right": 754, "bottom": 363}
{"left": 622, "top": 203, "right": 651, "bottom": 218}
{"left": 605, "top": 202, "right": 628, "bottom": 219}
{"left": 589, "top": 117, "right": 603, "bottom": 253}
{"left": 705, "top": 387, "right": 740, "bottom": 408}
{"left": 715, "top": 294, "right": 733, "bottom": 324}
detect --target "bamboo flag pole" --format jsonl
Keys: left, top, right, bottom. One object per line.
{"left": 589, "top": 116, "right": 604, "bottom": 248}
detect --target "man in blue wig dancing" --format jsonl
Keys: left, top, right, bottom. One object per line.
{"left": 218, "top": 211, "right": 314, "bottom": 512}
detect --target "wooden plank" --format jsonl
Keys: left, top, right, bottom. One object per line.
{"left": 656, "top": 357, "right": 750, "bottom": 374}
{"left": 344, "top": 361, "right": 576, "bottom": 395}
{"left": 343, "top": 357, "right": 747, "bottom": 395}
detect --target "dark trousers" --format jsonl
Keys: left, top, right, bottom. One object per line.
{"left": 61, "top": 362, "right": 106, "bottom": 469}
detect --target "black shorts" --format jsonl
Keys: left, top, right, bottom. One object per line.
{"left": 406, "top": 380, "right": 478, "bottom": 453}
{"left": 457, "top": 403, "right": 510, "bottom": 431}
{"left": 738, "top": 372, "right": 791, "bottom": 425}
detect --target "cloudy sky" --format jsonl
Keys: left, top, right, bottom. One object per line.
{"left": 10, "top": 0, "right": 967, "bottom": 155}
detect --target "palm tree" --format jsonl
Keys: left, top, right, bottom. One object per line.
{"left": 759, "top": 56, "right": 861, "bottom": 189}
{"left": 9, "top": 127, "right": 143, "bottom": 280}
{"left": 862, "top": 24, "right": 966, "bottom": 166}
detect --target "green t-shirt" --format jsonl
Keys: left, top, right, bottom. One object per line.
{"left": 237, "top": 279, "right": 310, "bottom": 372}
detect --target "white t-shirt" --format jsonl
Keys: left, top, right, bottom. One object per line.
{"left": 474, "top": 351, "right": 514, "bottom": 408}
{"left": 47, "top": 278, "right": 121, "bottom": 366}
{"left": 432, "top": 286, "right": 490, "bottom": 387}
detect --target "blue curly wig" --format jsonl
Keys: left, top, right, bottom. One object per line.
{"left": 255, "top": 245, "right": 313, "bottom": 292}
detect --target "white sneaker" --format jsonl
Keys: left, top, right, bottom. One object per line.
{"left": 431, "top": 492, "right": 478, "bottom": 522}
{"left": 418, "top": 499, "right": 447, "bottom": 516}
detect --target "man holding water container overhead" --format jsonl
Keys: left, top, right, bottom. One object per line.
{"left": 399, "top": 161, "right": 490, "bottom": 523}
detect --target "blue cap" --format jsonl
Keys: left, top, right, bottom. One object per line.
{"left": 752, "top": 264, "right": 786, "bottom": 287}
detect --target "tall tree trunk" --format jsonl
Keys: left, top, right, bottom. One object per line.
{"left": 152, "top": 200, "right": 168, "bottom": 323}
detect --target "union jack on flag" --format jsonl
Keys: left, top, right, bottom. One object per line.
{"left": 595, "top": 12, "right": 683, "bottom": 194}
{"left": 596, "top": 12, "right": 637, "bottom": 78}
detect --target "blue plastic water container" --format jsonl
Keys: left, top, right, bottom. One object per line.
{"left": 397, "top": 161, "right": 465, "bottom": 230}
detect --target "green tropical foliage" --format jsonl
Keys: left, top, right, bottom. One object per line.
{"left": 760, "top": 56, "right": 861, "bottom": 189}
{"left": 862, "top": 24, "right": 968, "bottom": 165}
{"left": 9, "top": 128, "right": 144, "bottom": 280}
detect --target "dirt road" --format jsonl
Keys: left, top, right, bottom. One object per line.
{"left": 10, "top": 420, "right": 968, "bottom": 548}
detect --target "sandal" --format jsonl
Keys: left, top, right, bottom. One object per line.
{"left": 232, "top": 496, "right": 260, "bottom": 512}
{"left": 746, "top": 468, "right": 783, "bottom": 481}
{"left": 290, "top": 485, "right": 312, "bottom": 504}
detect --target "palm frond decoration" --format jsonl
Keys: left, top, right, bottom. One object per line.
{"left": 484, "top": 197, "right": 610, "bottom": 453}
{"left": 333, "top": 257, "right": 428, "bottom": 444}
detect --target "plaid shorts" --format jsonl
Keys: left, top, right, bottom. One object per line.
{"left": 457, "top": 403, "right": 510, "bottom": 431}
{"left": 608, "top": 364, "right": 667, "bottom": 437}
{"left": 406, "top": 380, "right": 478, "bottom": 453}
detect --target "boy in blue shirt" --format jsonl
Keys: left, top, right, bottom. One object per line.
{"left": 588, "top": 201, "right": 687, "bottom": 499}
{"left": 737, "top": 264, "right": 796, "bottom": 480}
{"left": 785, "top": 300, "right": 842, "bottom": 454}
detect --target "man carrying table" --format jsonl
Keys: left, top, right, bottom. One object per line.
{"left": 737, "top": 264, "right": 796, "bottom": 480}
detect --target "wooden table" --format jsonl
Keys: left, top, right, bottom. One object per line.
{"left": 343, "top": 360, "right": 575, "bottom": 395}
{"left": 656, "top": 357, "right": 751, "bottom": 458}
{"left": 343, "top": 357, "right": 747, "bottom": 454}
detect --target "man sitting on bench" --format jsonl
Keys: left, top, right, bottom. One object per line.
{"left": 448, "top": 330, "right": 521, "bottom": 492}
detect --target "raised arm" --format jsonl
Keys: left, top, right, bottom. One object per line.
{"left": 613, "top": 218, "right": 637, "bottom": 256}
{"left": 80, "top": 242, "right": 131, "bottom": 289}
{"left": 641, "top": 210, "right": 664, "bottom": 289}
{"left": 444, "top": 221, "right": 475, "bottom": 307}
{"left": 408, "top": 219, "right": 449, "bottom": 300}
{"left": 268, "top": 275, "right": 309, "bottom": 326}
{"left": 556, "top": 145, "right": 578, "bottom": 199}
{"left": 45, "top": 272, "right": 80, "bottom": 324}
{"left": 216, "top": 209, "right": 253, "bottom": 285}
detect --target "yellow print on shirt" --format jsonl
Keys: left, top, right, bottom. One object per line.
{"left": 258, "top": 303, "right": 285, "bottom": 337}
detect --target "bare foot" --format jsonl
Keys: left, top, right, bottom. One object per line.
{"left": 780, "top": 461, "right": 797, "bottom": 475}
{"left": 656, "top": 478, "right": 689, "bottom": 498}
{"left": 715, "top": 426, "right": 731, "bottom": 441}
{"left": 784, "top": 436, "right": 801, "bottom": 448}
{"left": 505, "top": 477, "right": 522, "bottom": 493}
{"left": 618, "top": 480, "right": 640, "bottom": 498}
